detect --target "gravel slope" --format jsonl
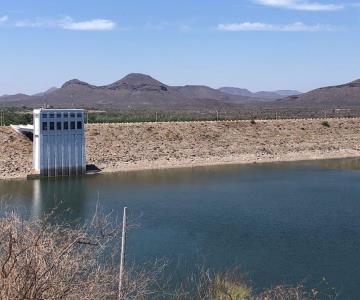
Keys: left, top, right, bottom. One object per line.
{"left": 1, "top": 118, "right": 360, "bottom": 179}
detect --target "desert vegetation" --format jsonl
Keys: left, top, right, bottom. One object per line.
{"left": 3, "top": 106, "right": 360, "bottom": 126}
{"left": 321, "top": 121, "right": 331, "bottom": 128}
{"left": 0, "top": 205, "right": 170, "bottom": 300}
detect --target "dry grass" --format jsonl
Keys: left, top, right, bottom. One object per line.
{"left": 170, "top": 267, "right": 316, "bottom": 300}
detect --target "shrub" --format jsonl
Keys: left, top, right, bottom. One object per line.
{"left": 0, "top": 213, "right": 118, "bottom": 299}
{"left": 321, "top": 121, "right": 330, "bottom": 128}
{"left": 0, "top": 208, "right": 162, "bottom": 300}
{"left": 172, "top": 267, "right": 316, "bottom": 300}
{"left": 212, "top": 272, "right": 252, "bottom": 300}
{"left": 254, "top": 284, "right": 308, "bottom": 300}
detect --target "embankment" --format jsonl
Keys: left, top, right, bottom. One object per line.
{"left": 1, "top": 118, "right": 360, "bottom": 179}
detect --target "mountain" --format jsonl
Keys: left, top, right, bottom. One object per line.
{"left": 219, "top": 87, "right": 301, "bottom": 100}
{"left": 106, "top": 73, "right": 168, "bottom": 91}
{"left": 2, "top": 75, "right": 359, "bottom": 109}
{"left": 175, "top": 85, "right": 238, "bottom": 102}
{"left": 0, "top": 93, "right": 31, "bottom": 103}
{"left": 278, "top": 79, "right": 360, "bottom": 107}
{"left": 0, "top": 73, "right": 261, "bottom": 108}
{"left": 32, "top": 87, "right": 59, "bottom": 97}
{"left": 275, "top": 90, "right": 302, "bottom": 97}
{"left": 219, "top": 87, "right": 253, "bottom": 97}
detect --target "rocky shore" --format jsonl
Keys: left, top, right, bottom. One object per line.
{"left": 1, "top": 118, "right": 360, "bottom": 179}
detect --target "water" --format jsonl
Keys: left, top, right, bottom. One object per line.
{"left": 2, "top": 159, "right": 360, "bottom": 298}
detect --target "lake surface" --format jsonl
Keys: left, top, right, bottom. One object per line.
{"left": 2, "top": 159, "right": 360, "bottom": 298}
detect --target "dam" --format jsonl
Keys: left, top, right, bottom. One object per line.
{"left": 33, "top": 108, "right": 86, "bottom": 176}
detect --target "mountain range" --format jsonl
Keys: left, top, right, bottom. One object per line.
{"left": 0, "top": 73, "right": 359, "bottom": 109}
{"left": 0, "top": 74, "right": 261, "bottom": 108}
{"left": 276, "top": 79, "right": 360, "bottom": 107}
{"left": 219, "top": 87, "right": 301, "bottom": 99}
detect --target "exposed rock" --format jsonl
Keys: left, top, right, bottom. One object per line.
{"left": 2, "top": 118, "right": 360, "bottom": 179}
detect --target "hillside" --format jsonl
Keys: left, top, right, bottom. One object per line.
{"left": 0, "top": 94, "right": 31, "bottom": 103}
{"left": 0, "top": 73, "right": 259, "bottom": 108}
{"left": 278, "top": 79, "right": 360, "bottom": 107}
{"left": 219, "top": 87, "right": 301, "bottom": 100}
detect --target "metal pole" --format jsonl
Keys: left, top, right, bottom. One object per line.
{"left": 118, "top": 207, "right": 127, "bottom": 300}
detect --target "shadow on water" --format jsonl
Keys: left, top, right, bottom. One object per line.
{"left": 1, "top": 158, "right": 360, "bottom": 298}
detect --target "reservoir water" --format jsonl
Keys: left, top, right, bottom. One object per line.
{"left": 2, "top": 159, "right": 360, "bottom": 298}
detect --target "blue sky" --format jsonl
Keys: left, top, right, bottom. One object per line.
{"left": 0, "top": 0, "right": 359, "bottom": 95}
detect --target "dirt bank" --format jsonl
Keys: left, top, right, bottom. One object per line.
{"left": 1, "top": 118, "right": 360, "bottom": 179}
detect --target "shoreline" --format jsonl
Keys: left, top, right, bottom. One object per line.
{"left": 3, "top": 151, "right": 360, "bottom": 181}
{"left": 97, "top": 150, "right": 360, "bottom": 175}
{"left": 2, "top": 118, "right": 360, "bottom": 180}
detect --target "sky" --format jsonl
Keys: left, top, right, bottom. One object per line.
{"left": 0, "top": 0, "right": 359, "bottom": 95}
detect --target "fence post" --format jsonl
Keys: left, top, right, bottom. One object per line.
{"left": 118, "top": 207, "right": 127, "bottom": 300}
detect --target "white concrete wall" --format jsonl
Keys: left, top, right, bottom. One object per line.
{"left": 33, "top": 109, "right": 86, "bottom": 176}
{"left": 33, "top": 110, "right": 40, "bottom": 171}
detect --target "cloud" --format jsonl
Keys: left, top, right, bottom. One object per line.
{"left": 217, "top": 22, "right": 340, "bottom": 32}
{"left": 253, "top": 0, "right": 343, "bottom": 11}
{"left": 0, "top": 15, "right": 8, "bottom": 23}
{"left": 15, "top": 16, "right": 116, "bottom": 31}
{"left": 60, "top": 17, "right": 115, "bottom": 31}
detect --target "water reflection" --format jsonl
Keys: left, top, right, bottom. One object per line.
{"left": 32, "top": 179, "right": 41, "bottom": 218}
{"left": 0, "top": 177, "right": 88, "bottom": 222}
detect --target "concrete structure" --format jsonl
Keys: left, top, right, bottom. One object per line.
{"left": 10, "top": 124, "right": 34, "bottom": 135}
{"left": 33, "top": 108, "right": 86, "bottom": 176}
